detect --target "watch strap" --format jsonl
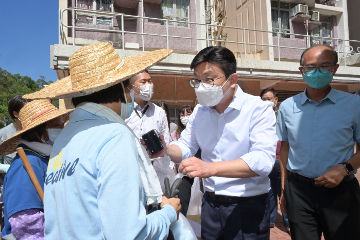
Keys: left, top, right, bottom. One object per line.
{"left": 339, "top": 162, "right": 354, "bottom": 174}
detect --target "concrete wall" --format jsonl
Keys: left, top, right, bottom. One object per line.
{"left": 220, "top": 0, "right": 271, "bottom": 60}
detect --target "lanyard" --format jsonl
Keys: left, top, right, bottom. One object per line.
{"left": 134, "top": 105, "right": 149, "bottom": 119}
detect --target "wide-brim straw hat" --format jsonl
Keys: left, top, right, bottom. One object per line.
{"left": 0, "top": 100, "right": 73, "bottom": 156}
{"left": 24, "top": 42, "right": 173, "bottom": 99}
{"left": 23, "top": 76, "right": 72, "bottom": 99}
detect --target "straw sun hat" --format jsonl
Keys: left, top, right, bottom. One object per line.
{"left": 0, "top": 100, "right": 73, "bottom": 156}
{"left": 24, "top": 42, "right": 173, "bottom": 99}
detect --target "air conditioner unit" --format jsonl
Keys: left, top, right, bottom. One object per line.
{"left": 290, "top": 4, "right": 309, "bottom": 18}
{"left": 309, "top": 11, "right": 320, "bottom": 21}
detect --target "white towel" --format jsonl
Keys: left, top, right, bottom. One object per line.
{"left": 77, "top": 102, "right": 163, "bottom": 205}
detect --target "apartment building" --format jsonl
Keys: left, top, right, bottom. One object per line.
{"left": 52, "top": 0, "right": 360, "bottom": 119}
{"left": 210, "top": 0, "right": 360, "bottom": 100}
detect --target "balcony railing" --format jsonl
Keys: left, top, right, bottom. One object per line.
{"left": 59, "top": 8, "right": 360, "bottom": 66}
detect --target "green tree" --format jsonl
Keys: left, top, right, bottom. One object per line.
{"left": 0, "top": 68, "right": 52, "bottom": 128}
{"left": 36, "top": 76, "right": 48, "bottom": 89}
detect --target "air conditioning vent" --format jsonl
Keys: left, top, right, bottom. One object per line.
{"left": 290, "top": 4, "right": 309, "bottom": 18}
{"left": 309, "top": 11, "right": 320, "bottom": 22}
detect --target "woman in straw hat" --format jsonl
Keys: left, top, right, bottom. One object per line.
{"left": 0, "top": 99, "right": 71, "bottom": 240}
{"left": 0, "top": 95, "right": 30, "bottom": 171}
{"left": 28, "top": 42, "right": 181, "bottom": 240}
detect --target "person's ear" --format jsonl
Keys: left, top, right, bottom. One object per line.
{"left": 299, "top": 67, "right": 304, "bottom": 76}
{"left": 333, "top": 64, "right": 339, "bottom": 75}
{"left": 13, "top": 111, "right": 19, "bottom": 119}
{"left": 229, "top": 73, "right": 238, "bottom": 88}
{"left": 274, "top": 97, "right": 278, "bottom": 105}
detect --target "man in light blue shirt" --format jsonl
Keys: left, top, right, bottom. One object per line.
{"left": 158, "top": 46, "right": 277, "bottom": 239}
{"left": 276, "top": 45, "right": 360, "bottom": 240}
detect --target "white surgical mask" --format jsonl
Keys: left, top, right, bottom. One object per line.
{"left": 133, "top": 84, "right": 154, "bottom": 101}
{"left": 47, "top": 128, "right": 63, "bottom": 145}
{"left": 195, "top": 77, "right": 230, "bottom": 106}
{"left": 180, "top": 116, "right": 190, "bottom": 126}
{"left": 266, "top": 101, "right": 275, "bottom": 108}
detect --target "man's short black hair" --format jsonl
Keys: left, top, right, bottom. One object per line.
{"left": 129, "top": 69, "right": 149, "bottom": 85}
{"left": 190, "top": 46, "right": 237, "bottom": 79}
{"left": 260, "top": 88, "right": 278, "bottom": 98}
{"left": 72, "top": 82, "right": 126, "bottom": 107}
{"left": 8, "top": 95, "right": 30, "bottom": 120}
{"left": 300, "top": 45, "right": 338, "bottom": 66}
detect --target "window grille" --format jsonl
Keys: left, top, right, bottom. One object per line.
{"left": 76, "top": 0, "right": 113, "bottom": 26}
{"left": 161, "top": 0, "right": 190, "bottom": 27}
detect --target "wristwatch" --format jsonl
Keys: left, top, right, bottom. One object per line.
{"left": 339, "top": 162, "right": 355, "bottom": 174}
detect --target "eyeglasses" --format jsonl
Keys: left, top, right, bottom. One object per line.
{"left": 188, "top": 76, "right": 225, "bottom": 88}
{"left": 301, "top": 65, "right": 334, "bottom": 74}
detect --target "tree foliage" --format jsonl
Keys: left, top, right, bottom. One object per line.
{"left": 0, "top": 68, "right": 56, "bottom": 127}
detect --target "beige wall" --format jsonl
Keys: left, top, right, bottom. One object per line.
{"left": 216, "top": 0, "right": 271, "bottom": 60}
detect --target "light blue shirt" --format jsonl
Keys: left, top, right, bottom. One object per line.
{"left": 44, "top": 109, "right": 177, "bottom": 240}
{"left": 276, "top": 88, "right": 360, "bottom": 178}
{"left": 171, "top": 85, "right": 277, "bottom": 197}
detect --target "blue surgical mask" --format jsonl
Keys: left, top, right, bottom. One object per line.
{"left": 303, "top": 68, "right": 333, "bottom": 89}
{"left": 121, "top": 90, "right": 134, "bottom": 119}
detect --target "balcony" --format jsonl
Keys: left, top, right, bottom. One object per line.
{"left": 56, "top": 8, "right": 360, "bottom": 69}
{"left": 313, "top": 0, "right": 343, "bottom": 15}
{"left": 315, "top": 0, "right": 336, "bottom": 6}
{"left": 61, "top": 8, "right": 197, "bottom": 53}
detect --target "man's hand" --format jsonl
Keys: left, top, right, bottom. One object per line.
{"left": 314, "top": 164, "right": 348, "bottom": 188}
{"left": 178, "top": 157, "right": 215, "bottom": 178}
{"left": 280, "top": 194, "right": 287, "bottom": 214}
{"left": 141, "top": 135, "right": 166, "bottom": 159}
{"left": 160, "top": 196, "right": 181, "bottom": 219}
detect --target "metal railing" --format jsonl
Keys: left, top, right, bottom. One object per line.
{"left": 59, "top": 8, "right": 360, "bottom": 65}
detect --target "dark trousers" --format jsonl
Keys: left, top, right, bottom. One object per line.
{"left": 268, "top": 161, "right": 289, "bottom": 227}
{"left": 178, "top": 176, "right": 194, "bottom": 216}
{"left": 285, "top": 174, "right": 360, "bottom": 240}
{"left": 201, "top": 192, "right": 270, "bottom": 240}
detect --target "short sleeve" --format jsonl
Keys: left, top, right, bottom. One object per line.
{"left": 276, "top": 104, "right": 288, "bottom": 141}
{"left": 354, "top": 102, "right": 360, "bottom": 143}
{"left": 159, "top": 109, "right": 170, "bottom": 144}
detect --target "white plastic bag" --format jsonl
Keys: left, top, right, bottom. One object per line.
{"left": 170, "top": 212, "right": 197, "bottom": 240}
{"left": 152, "top": 155, "right": 176, "bottom": 193}
{"left": 187, "top": 177, "right": 203, "bottom": 238}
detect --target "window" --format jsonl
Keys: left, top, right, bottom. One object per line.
{"left": 311, "top": 16, "right": 332, "bottom": 46}
{"left": 161, "top": 0, "right": 190, "bottom": 27}
{"left": 76, "top": 0, "right": 113, "bottom": 26}
{"left": 271, "top": 1, "right": 297, "bottom": 38}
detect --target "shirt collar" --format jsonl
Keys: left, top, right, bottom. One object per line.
{"left": 134, "top": 102, "right": 150, "bottom": 111}
{"left": 301, "top": 87, "right": 337, "bottom": 105}
{"left": 227, "top": 85, "right": 244, "bottom": 111}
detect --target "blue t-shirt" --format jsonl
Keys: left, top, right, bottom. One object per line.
{"left": 1, "top": 143, "right": 49, "bottom": 237}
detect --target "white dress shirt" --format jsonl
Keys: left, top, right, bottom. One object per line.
{"left": 125, "top": 102, "right": 170, "bottom": 144}
{"left": 170, "top": 85, "right": 277, "bottom": 197}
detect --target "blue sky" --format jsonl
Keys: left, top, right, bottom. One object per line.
{"left": 0, "top": 1, "right": 59, "bottom": 83}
